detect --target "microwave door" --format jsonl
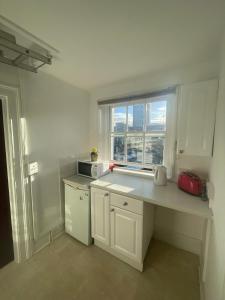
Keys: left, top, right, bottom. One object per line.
{"left": 78, "top": 162, "right": 92, "bottom": 178}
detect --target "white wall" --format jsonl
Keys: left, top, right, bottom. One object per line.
{"left": 90, "top": 60, "right": 218, "bottom": 180}
{"left": 90, "top": 59, "right": 218, "bottom": 151}
{"left": 89, "top": 59, "right": 219, "bottom": 255}
{"left": 0, "top": 62, "right": 90, "bottom": 252}
{"left": 19, "top": 70, "right": 90, "bottom": 242}
{"left": 154, "top": 207, "right": 205, "bottom": 255}
{"left": 0, "top": 63, "right": 20, "bottom": 87}
{"left": 204, "top": 33, "right": 225, "bottom": 300}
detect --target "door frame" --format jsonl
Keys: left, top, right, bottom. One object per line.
{"left": 0, "top": 83, "right": 32, "bottom": 263}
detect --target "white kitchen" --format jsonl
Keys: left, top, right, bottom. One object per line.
{"left": 0, "top": 2, "right": 225, "bottom": 300}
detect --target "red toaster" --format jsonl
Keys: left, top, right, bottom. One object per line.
{"left": 178, "top": 172, "right": 203, "bottom": 196}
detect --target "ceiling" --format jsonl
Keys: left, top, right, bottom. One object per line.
{"left": 1, "top": 0, "right": 225, "bottom": 90}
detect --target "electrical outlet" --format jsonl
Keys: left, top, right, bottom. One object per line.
{"left": 28, "top": 162, "right": 39, "bottom": 176}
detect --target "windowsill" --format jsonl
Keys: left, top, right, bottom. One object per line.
{"left": 113, "top": 167, "right": 154, "bottom": 179}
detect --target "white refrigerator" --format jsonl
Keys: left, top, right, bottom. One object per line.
{"left": 64, "top": 176, "right": 93, "bottom": 245}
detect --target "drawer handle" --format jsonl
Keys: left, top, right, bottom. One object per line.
{"left": 110, "top": 208, "right": 114, "bottom": 212}
{"left": 104, "top": 193, "right": 109, "bottom": 197}
{"left": 80, "top": 196, "right": 83, "bottom": 200}
{"left": 123, "top": 201, "right": 128, "bottom": 206}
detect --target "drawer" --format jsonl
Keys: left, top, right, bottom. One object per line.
{"left": 110, "top": 193, "right": 143, "bottom": 215}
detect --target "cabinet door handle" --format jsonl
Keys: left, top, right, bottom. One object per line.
{"left": 179, "top": 149, "right": 184, "bottom": 154}
{"left": 123, "top": 201, "right": 128, "bottom": 206}
{"left": 104, "top": 193, "right": 109, "bottom": 197}
{"left": 80, "top": 196, "right": 83, "bottom": 200}
{"left": 110, "top": 208, "right": 114, "bottom": 212}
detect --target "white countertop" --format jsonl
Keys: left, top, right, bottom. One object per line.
{"left": 90, "top": 172, "right": 212, "bottom": 219}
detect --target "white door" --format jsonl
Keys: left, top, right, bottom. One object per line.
{"left": 91, "top": 187, "right": 110, "bottom": 245}
{"left": 65, "top": 185, "right": 91, "bottom": 245}
{"left": 177, "top": 79, "right": 218, "bottom": 156}
{"left": 110, "top": 206, "right": 142, "bottom": 262}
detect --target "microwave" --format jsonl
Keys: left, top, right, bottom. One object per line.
{"left": 77, "top": 160, "right": 109, "bottom": 179}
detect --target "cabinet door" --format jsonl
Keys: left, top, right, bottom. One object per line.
{"left": 177, "top": 79, "right": 218, "bottom": 156}
{"left": 91, "top": 187, "right": 110, "bottom": 245}
{"left": 110, "top": 206, "right": 142, "bottom": 262}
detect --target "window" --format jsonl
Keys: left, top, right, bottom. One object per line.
{"left": 110, "top": 97, "right": 168, "bottom": 167}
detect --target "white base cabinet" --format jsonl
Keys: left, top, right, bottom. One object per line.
{"left": 91, "top": 188, "right": 110, "bottom": 246}
{"left": 91, "top": 187, "right": 154, "bottom": 271}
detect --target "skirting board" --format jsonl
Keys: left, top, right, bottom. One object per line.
{"left": 154, "top": 226, "right": 202, "bottom": 255}
{"left": 33, "top": 223, "right": 64, "bottom": 253}
{"left": 33, "top": 233, "right": 50, "bottom": 253}
{"left": 51, "top": 223, "right": 64, "bottom": 241}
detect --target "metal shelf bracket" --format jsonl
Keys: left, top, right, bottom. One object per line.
{"left": 0, "top": 29, "right": 52, "bottom": 73}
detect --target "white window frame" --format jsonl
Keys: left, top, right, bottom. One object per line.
{"left": 109, "top": 95, "right": 168, "bottom": 169}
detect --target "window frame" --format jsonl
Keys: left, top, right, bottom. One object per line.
{"left": 109, "top": 96, "right": 168, "bottom": 168}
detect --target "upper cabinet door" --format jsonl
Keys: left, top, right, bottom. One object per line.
{"left": 91, "top": 187, "right": 110, "bottom": 245}
{"left": 177, "top": 79, "right": 218, "bottom": 156}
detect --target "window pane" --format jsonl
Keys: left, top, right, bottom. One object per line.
{"left": 111, "top": 136, "right": 125, "bottom": 161}
{"left": 112, "top": 106, "right": 126, "bottom": 132}
{"left": 128, "top": 104, "right": 144, "bottom": 131}
{"left": 127, "top": 136, "right": 143, "bottom": 163}
{"left": 147, "top": 100, "right": 167, "bottom": 131}
{"left": 145, "top": 136, "right": 165, "bottom": 165}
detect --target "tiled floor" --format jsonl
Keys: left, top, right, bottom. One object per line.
{"left": 0, "top": 234, "right": 200, "bottom": 300}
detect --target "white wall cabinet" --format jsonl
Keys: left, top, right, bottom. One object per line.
{"left": 91, "top": 187, "right": 154, "bottom": 271}
{"left": 177, "top": 79, "right": 218, "bottom": 156}
{"left": 91, "top": 187, "right": 110, "bottom": 245}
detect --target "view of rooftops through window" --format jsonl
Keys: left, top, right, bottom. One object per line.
{"left": 111, "top": 99, "right": 167, "bottom": 166}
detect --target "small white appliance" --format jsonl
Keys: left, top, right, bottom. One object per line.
{"left": 77, "top": 160, "right": 109, "bottom": 179}
{"left": 63, "top": 175, "right": 94, "bottom": 245}
{"left": 154, "top": 166, "right": 167, "bottom": 186}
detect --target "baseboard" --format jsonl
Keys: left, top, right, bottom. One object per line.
{"left": 33, "top": 233, "right": 51, "bottom": 253}
{"left": 51, "top": 223, "right": 64, "bottom": 241}
{"left": 154, "top": 226, "right": 202, "bottom": 255}
{"left": 33, "top": 223, "right": 65, "bottom": 254}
